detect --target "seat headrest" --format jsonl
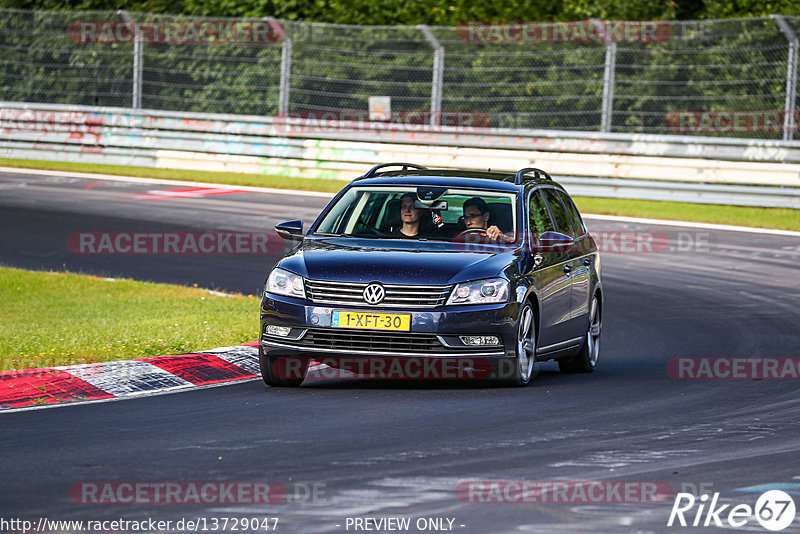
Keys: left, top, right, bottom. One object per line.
{"left": 382, "top": 198, "right": 402, "bottom": 230}
{"left": 486, "top": 203, "right": 513, "bottom": 233}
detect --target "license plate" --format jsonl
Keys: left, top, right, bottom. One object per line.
{"left": 331, "top": 310, "right": 411, "bottom": 331}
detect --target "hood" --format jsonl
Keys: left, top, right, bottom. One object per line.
{"left": 278, "top": 237, "right": 517, "bottom": 285}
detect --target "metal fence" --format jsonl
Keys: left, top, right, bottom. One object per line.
{"left": 0, "top": 9, "right": 799, "bottom": 140}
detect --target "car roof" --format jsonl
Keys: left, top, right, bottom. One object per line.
{"left": 351, "top": 169, "right": 559, "bottom": 192}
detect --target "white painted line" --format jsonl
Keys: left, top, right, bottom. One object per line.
{"left": 1, "top": 165, "right": 796, "bottom": 236}
{"left": 583, "top": 214, "right": 800, "bottom": 237}
{"left": 0, "top": 166, "right": 337, "bottom": 198}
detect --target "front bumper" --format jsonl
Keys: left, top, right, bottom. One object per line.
{"left": 260, "top": 293, "right": 519, "bottom": 359}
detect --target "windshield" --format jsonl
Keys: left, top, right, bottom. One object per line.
{"left": 314, "top": 186, "right": 518, "bottom": 244}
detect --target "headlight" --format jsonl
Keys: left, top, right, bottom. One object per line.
{"left": 446, "top": 278, "right": 509, "bottom": 305}
{"left": 265, "top": 268, "right": 306, "bottom": 299}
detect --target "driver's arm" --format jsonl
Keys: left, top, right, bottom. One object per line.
{"left": 485, "top": 225, "right": 514, "bottom": 243}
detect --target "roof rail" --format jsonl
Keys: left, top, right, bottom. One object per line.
{"left": 514, "top": 167, "right": 552, "bottom": 185}
{"left": 356, "top": 163, "right": 428, "bottom": 180}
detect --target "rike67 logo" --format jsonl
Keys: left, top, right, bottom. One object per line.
{"left": 668, "top": 490, "right": 796, "bottom": 531}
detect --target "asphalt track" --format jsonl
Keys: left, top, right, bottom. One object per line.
{"left": 1, "top": 170, "right": 800, "bottom": 533}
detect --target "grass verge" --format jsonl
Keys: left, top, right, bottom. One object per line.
{"left": 1, "top": 158, "right": 797, "bottom": 231}
{"left": 0, "top": 266, "right": 259, "bottom": 372}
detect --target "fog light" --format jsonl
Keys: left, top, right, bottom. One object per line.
{"left": 459, "top": 335, "right": 500, "bottom": 346}
{"left": 265, "top": 325, "right": 292, "bottom": 337}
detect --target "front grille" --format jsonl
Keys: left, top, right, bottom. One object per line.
{"left": 300, "top": 329, "right": 444, "bottom": 354}
{"left": 305, "top": 279, "right": 451, "bottom": 308}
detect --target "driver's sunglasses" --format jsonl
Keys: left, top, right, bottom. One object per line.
{"left": 462, "top": 212, "right": 485, "bottom": 221}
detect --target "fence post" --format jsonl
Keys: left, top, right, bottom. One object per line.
{"left": 592, "top": 23, "right": 617, "bottom": 133}
{"left": 593, "top": 18, "right": 617, "bottom": 132}
{"left": 601, "top": 41, "right": 617, "bottom": 133}
{"left": 266, "top": 18, "right": 291, "bottom": 116}
{"left": 772, "top": 15, "right": 798, "bottom": 141}
{"left": 118, "top": 10, "right": 142, "bottom": 109}
{"left": 418, "top": 25, "right": 444, "bottom": 126}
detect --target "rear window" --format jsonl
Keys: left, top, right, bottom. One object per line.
{"left": 557, "top": 191, "right": 587, "bottom": 236}
{"left": 540, "top": 188, "right": 573, "bottom": 235}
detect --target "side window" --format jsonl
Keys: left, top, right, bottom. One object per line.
{"left": 528, "top": 190, "right": 554, "bottom": 235}
{"left": 557, "top": 191, "right": 587, "bottom": 236}
{"left": 320, "top": 199, "right": 356, "bottom": 234}
{"left": 362, "top": 192, "right": 389, "bottom": 227}
{"left": 540, "top": 188, "right": 573, "bottom": 235}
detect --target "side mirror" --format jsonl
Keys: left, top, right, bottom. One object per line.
{"left": 536, "top": 231, "right": 574, "bottom": 252}
{"left": 275, "top": 220, "right": 303, "bottom": 241}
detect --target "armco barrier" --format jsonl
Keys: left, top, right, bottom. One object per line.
{"left": 0, "top": 102, "right": 799, "bottom": 208}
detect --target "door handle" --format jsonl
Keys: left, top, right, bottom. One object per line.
{"left": 563, "top": 265, "right": 572, "bottom": 273}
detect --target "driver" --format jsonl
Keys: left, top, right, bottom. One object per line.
{"left": 462, "top": 197, "right": 514, "bottom": 243}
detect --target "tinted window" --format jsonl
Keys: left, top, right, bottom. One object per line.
{"left": 557, "top": 191, "right": 587, "bottom": 236}
{"left": 540, "top": 188, "right": 573, "bottom": 235}
{"left": 528, "top": 190, "right": 554, "bottom": 234}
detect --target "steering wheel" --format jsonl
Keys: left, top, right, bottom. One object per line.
{"left": 453, "top": 227, "right": 488, "bottom": 240}
{"left": 456, "top": 227, "right": 487, "bottom": 236}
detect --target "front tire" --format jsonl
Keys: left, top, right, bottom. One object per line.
{"left": 559, "top": 295, "right": 601, "bottom": 374}
{"left": 501, "top": 302, "right": 537, "bottom": 387}
{"left": 259, "top": 347, "right": 308, "bottom": 387}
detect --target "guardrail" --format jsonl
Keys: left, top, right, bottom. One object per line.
{"left": 0, "top": 102, "right": 798, "bottom": 208}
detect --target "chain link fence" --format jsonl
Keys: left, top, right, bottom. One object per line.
{"left": 1, "top": 9, "right": 798, "bottom": 139}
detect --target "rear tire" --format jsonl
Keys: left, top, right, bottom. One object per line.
{"left": 259, "top": 347, "right": 308, "bottom": 387}
{"left": 559, "top": 295, "right": 601, "bottom": 374}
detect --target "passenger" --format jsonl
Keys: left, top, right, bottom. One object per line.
{"left": 462, "top": 197, "right": 514, "bottom": 243}
{"left": 389, "top": 193, "right": 427, "bottom": 238}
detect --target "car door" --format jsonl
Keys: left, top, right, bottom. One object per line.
{"left": 525, "top": 188, "right": 573, "bottom": 349}
{"left": 556, "top": 190, "right": 593, "bottom": 331}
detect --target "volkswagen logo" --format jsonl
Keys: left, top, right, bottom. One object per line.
{"left": 363, "top": 283, "right": 385, "bottom": 305}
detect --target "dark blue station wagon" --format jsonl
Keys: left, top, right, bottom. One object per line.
{"left": 260, "top": 164, "right": 602, "bottom": 387}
